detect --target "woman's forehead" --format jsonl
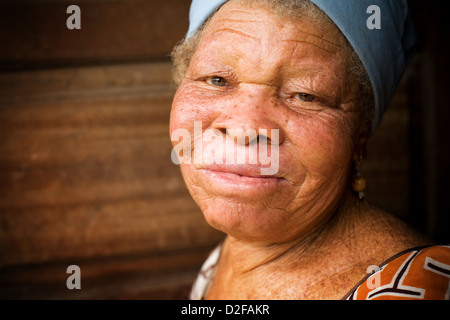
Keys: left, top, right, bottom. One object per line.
{"left": 202, "top": 1, "right": 344, "bottom": 50}
{"left": 193, "top": 2, "right": 347, "bottom": 77}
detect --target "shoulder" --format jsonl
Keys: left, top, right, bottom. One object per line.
{"left": 349, "top": 202, "right": 432, "bottom": 260}
{"left": 345, "top": 245, "right": 450, "bottom": 300}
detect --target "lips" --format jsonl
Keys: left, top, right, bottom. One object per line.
{"left": 195, "top": 164, "right": 286, "bottom": 198}
{"left": 201, "top": 163, "right": 281, "bottom": 179}
{"left": 189, "top": 143, "right": 286, "bottom": 197}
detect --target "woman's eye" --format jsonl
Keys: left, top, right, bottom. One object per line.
{"left": 206, "top": 76, "right": 228, "bottom": 87}
{"left": 296, "top": 92, "right": 315, "bottom": 102}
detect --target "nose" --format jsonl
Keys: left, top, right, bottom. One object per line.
{"left": 211, "top": 86, "right": 285, "bottom": 146}
{"left": 226, "top": 127, "right": 279, "bottom": 146}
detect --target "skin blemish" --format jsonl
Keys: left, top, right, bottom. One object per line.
{"left": 170, "top": 1, "right": 361, "bottom": 246}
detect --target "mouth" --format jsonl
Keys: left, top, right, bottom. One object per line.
{"left": 197, "top": 164, "right": 285, "bottom": 193}
{"left": 202, "top": 163, "right": 282, "bottom": 178}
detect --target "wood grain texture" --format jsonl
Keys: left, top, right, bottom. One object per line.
{"left": 364, "top": 68, "right": 412, "bottom": 219}
{"left": 0, "top": 61, "right": 224, "bottom": 299}
{"left": 0, "top": 0, "right": 191, "bottom": 69}
{"left": 2, "top": 0, "right": 445, "bottom": 300}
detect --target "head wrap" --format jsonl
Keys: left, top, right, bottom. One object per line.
{"left": 186, "top": 0, "right": 417, "bottom": 133}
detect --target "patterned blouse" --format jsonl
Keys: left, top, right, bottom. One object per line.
{"left": 190, "top": 244, "right": 450, "bottom": 300}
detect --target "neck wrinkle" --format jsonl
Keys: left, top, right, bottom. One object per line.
{"left": 221, "top": 190, "right": 361, "bottom": 276}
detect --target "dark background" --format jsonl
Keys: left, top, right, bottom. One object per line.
{"left": 0, "top": 0, "right": 448, "bottom": 299}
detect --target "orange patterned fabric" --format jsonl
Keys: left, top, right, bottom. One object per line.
{"left": 190, "top": 244, "right": 450, "bottom": 300}
{"left": 344, "top": 245, "right": 450, "bottom": 300}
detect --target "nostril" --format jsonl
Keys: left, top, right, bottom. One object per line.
{"left": 257, "top": 129, "right": 281, "bottom": 146}
{"left": 223, "top": 128, "right": 282, "bottom": 146}
{"left": 226, "top": 128, "right": 258, "bottom": 145}
{"left": 257, "top": 134, "right": 268, "bottom": 145}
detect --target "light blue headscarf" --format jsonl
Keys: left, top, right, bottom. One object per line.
{"left": 186, "top": 0, "right": 417, "bottom": 133}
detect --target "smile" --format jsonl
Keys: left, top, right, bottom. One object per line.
{"left": 197, "top": 164, "right": 285, "bottom": 195}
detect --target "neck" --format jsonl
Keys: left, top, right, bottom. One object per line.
{"left": 219, "top": 191, "right": 366, "bottom": 276}
{"left": 207, "top": 193, "right": 431, "bottom": 299}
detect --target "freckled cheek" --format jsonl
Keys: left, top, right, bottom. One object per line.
{"left": 170, "top": 90, "right": 215, "bottom": 134}
{"left": 286, "top": 119, "right": 353, "bottom": 173}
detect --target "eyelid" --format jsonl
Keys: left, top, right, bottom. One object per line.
{"left": 284, "top": 84, "right": 338, "bottom": 108}
{"left": 205, "top": 75, "right": 228, "bottom": 87}
{"left": 284, "top": 78, "right": 339, "bottom": 106}
{"left": 194, "top": 67, "right": 235, "bottom": 81}
{"left": 281, "top": 88, "right": 337, "bottom": 109}
{"left": 296, "top": 92, "right": 315, "bottom": 102}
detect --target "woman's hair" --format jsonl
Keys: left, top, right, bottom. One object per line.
{"left": 171, "top": 0, "right": 375, "bottom": 134}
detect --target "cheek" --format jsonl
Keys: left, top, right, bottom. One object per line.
{"left": 170, "top": 87, "right": 216, "bottom": 195}
{"left": 170, "top": 88, "right": 201, "bottom": 135}
{"left": 171, "top": 83, "right": 213, "bottom": 121}
{"left": 287, "top": 113, "right": 356, "bottom": 175}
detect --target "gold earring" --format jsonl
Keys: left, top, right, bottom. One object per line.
{"left": 352, "top": 158, "right": 366, "bottom": 200}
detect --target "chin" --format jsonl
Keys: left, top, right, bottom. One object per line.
{"left": 195, "top": 195, "right": 294, "bottom": 242}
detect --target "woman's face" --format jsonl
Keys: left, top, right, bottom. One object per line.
{"left": 170, "top": 2, "right": 363, "bottom": 243}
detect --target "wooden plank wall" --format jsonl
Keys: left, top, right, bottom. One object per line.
{"left": 0, "top": 0, "right": 225, "bottom": 299}
{"left": 0, "top": 0, "right": 191, "bottom": 69}
{"left": 0, "top": 0, "right": 447, "bottom": 299}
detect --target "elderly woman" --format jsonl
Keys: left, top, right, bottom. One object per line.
{"left": 169, "top": 0, "right": 450, "bottom": 300}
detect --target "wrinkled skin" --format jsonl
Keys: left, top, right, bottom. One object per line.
{"left": 169, "top": 2, "right": 429, "bottom": 299}
{"left": 171, "top": 2, "right": 362, "bottom": 243}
